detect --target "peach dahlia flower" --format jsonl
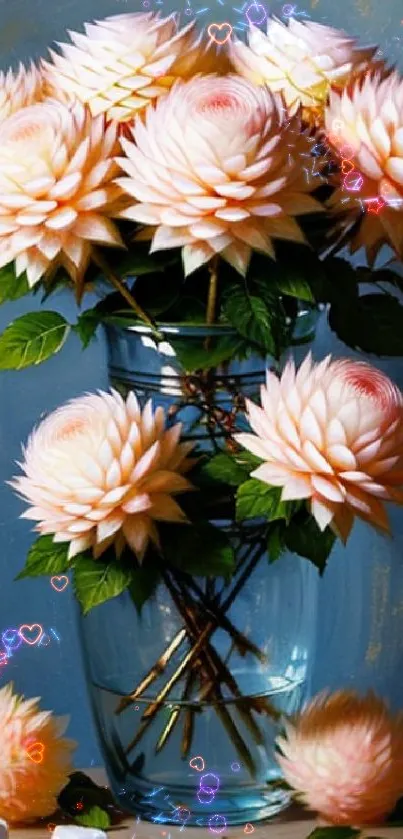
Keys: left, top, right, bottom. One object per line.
{"left": 43, "top": 12, "right": 209, "bottom": 123}
{"left": 230, "top": 18, "right": 376, "bottom": 123}
{"left": 0, "top": 98, "right": 124, "bottom": 289}
{"left": 12, "top": 390, "right": 194, "bottom": 561}
{"left": 276, "top": 690, "right": 403, "bottom": 825}
{"left": 325, "top": 70, "right": 403, "bottom": 263}
{"left": 0, "top": 63, "right": 44, "bottom": 121}
{"left": 236, "top": 353, "right": 403, "bottom": 542}
{"left": 116, "top": 74, "right": 324, "bottom": 277}
{"left": 0, "top": 682, "right": 75, "bottom": 822}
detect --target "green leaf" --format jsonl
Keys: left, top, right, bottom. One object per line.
{"left": 201, "top": 453, "right": 250, "bottom": 487}
{"left": 129, "top": 558, "right": 161, "bottom": 614}
{"left": 74, "top": 307, "right": 103, "bottom": 349}
{"left": 329, "top": 293, "right": 403, "bottom": 356}
{"left": 75, "top": 805, "right": 111, "bottom": 829}
{"left": 236, "top": 479, "right": 290, "bottom": 523}
{"left": 0, "top": 311, "right": 70, "bottom": 369}
{"left": 163, "top": 522, "right": 236, "bottom": 580}
{"left": 307, "top": 829, "right": 360, "bottom": 839}
{"left": 285, "top": 512, "right": 336, "bottom": 574}
{"left": 275, "top": 273, "right": 315, "bottom": 302}
{"left": 267, "top": 522, "right": 286, "bottom": 563}
{"left": 0, "top": 263, "right": 30, "bottom": 304}
{"left": 16, "top": 535, "right": 70, "bottom": 579}
{"left": 73, "top": 556, "right": 133, "bottom": 614}
{"left": 116, "top": 248, "right": 180, "bottom": 277}
{"left": 170, "top": 334, "right": 244, "bottom": 372}
{"left": 223, "top": 284, "right": 276, "bottom": 354}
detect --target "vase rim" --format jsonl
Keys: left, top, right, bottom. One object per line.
{"left": 104, "top": 322, "right": 239, "bottom": 338}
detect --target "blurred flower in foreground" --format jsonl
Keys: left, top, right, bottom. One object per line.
{"left": 326, "top": 69, "right": 403, "bottom": 263}
{"left": 43, "top": 12, "right": 215, "bottom": 123}
{"left": 116, "top": 73, "right": 324, "bottom": 277}
{"left": 0, "top": 98, "right": 124, "bottom": 290}
{"left": 0, "top": 682, "right": 75, "bottom": 822}
{"left": 236, "top": 353, "right": 403, "bottom": 541}
{"left": 0, "top": 62, "right": 44, "bottom": 121}
{"left": 12, "top": 390, "right": 194, "bottom": 561}
{"left": 276, "top": 690, "right": 403, "bottom": 825}
{"left": 229, "top": 18, "right": 376, "bottom": 124}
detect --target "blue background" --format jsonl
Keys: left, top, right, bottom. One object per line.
{"left": 1, "top": 0, "right": 403, "bottom": 769}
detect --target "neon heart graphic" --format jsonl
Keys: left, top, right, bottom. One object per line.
{"left": 207, "top": 22, "right": 233, "bottom": 45}
{"left": 244, "top": 824, "right": 254, "bottom": 834}
{"left": 341, "top": 159, "right": 354, "bottom": 176}
{"left": 0, "top": 652, "right": 7, "bottom": 667}
{"left": 19, "top": 624, "right": 44, "bottom": 645}
{"left": 246, "top": 2, "right": 267, "bottom": 24}
{"left": 26, "top": 742, "right": 45, "bottom": 763}
{"left": 189, "top": 755, "right": 205, "bottom": 771}
{"left": 50, "top": 575, "right": 69, "bottom": 592}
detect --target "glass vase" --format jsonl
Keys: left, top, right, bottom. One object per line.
{"left": 77, "top": 312, "right": 319, "bottom": 826}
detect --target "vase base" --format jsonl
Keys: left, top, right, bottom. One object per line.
{"left": 109, "top": 774, "right": 291, "bottom": 827}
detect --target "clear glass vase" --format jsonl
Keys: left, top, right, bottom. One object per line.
{"left": 77, "top": 312, "right": 319, "bottom": 826}
{"left": 78, "top": 541, "right": 318, "bottom": 826}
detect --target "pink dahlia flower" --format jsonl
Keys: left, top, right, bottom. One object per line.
{"left": 116, "top": 73, "right": 324, "bottom": 277}
{"left": 236, "top": 353, "right": 403, "bottom": 541}
{"left": 276, "top": 690, "right": 403, "bottom": 825}
{"left": 229, "top": 18, "right": 376, "bottom": 124}
{"left": 0, "top": 98, "right": 124, "bottom": 289}
{"left": 12, "top": 390, "right": 194, "bottom": 561}
{"left": 0, "top": 682, "right": 75, "bottom": 822}
{"left": 43, "top": 12, "right": 213, "bottom": 123}
{"left": 0, "top": 62, "right": 44, "bottom": 121}
{"left": 325, "top": 70, "right": 403, "bottom": 263}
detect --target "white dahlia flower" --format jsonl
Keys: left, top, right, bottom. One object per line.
{"left": 43, "top": 12, "right": 214, "bottom": 123}
{"left": 325, "top": 70, "right": 403, "bottom": 263}
{"left": 0, "top": 682, "right": 75, "bottom": 822}
{"left": 236, "top": 353, "right": 403, "bottom": 542}
{"left": 230, "top": 18, "right": 376, "bottom": 123}
{"left": 0, "top": 62, "right": 44, "bottom": 121}
{"left": 116, "top": 73, "right": 324, "bottom": 277}
{"left": 0, "top": 98, "right": 124, "bottom": 288}
{"left": 12, "top": 390, "right": 195, "bottom": 562}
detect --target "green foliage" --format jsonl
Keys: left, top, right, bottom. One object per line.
{"left": 58, "top": 771, "right": 113, "bottom": 828}
{"left": 74, "top": 806, "right": 111, "bottom": 829}
{"left": 284, "top": 511, "right": 336, "bottom": 574}
{"left": 307, "top": 829, "right": 360, "bottom": 839}
{"left": 73, "top": 554, "right": 133, "bottom": 614}
{"left": 329, "top": 292, "right": 403, "bottom": 356}
{"left": 200, "top": 453, "right": 250, "bottom": 487}
{"left": 0, "top": 311, "right": 70, "bottom": 369}
{"left": 16, "top": 536, "right": 70, "bottom": 579}
{"left": 170, "top": 333, "right": 244, "bottom": 372}
{"left": 0, "top": 263, "right": 30, "bottom": 304}
{"left": 267, "top": 521, "right": 287, "bottom": 563}
{"left": 163, "top": 521, "right": 236, "bottom": 580}
{"left": 129, "top": 558, "right": 161, "bottom": 614}
{"left": 115, "top": 247, "right": 180, "bottom": 278}
{"left": 223, "top": 283, "right": 278, "bottom": 354}
{"left": 236, "top": 480, "right": 291, "bottom": 523}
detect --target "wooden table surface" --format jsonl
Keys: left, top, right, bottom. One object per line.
{"left": 9, "top": 771, "right": 403, "bottom": 839}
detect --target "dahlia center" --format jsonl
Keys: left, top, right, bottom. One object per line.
{"left": 198, "top": 92, "right": 239, "bottom": 115}
{"left": 344, "top": 368, "right": 399, "bottom": 414}
{"left": 56, "top": 417, "right": 88, "bottom": 441}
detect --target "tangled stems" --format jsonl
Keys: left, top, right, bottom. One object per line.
{"left": 116, "top": 541, "right": 281, "bottom": 776}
